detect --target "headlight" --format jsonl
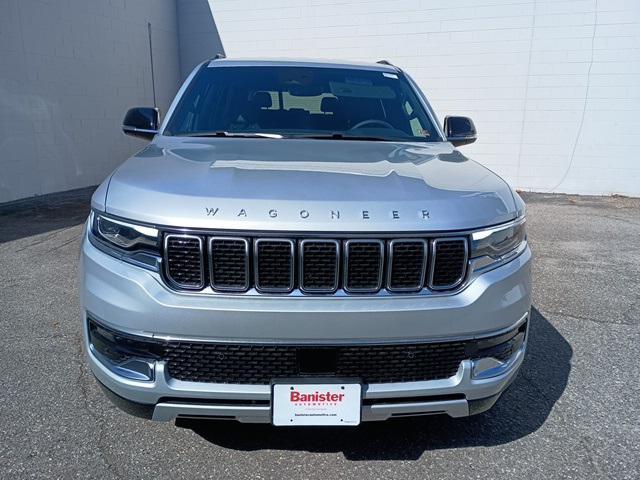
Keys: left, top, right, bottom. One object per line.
{"left": 89, "top": 211, "right": 160, "bottom": 269}
{"left": 470, "top": 216, "right": 527, "bottom": 269}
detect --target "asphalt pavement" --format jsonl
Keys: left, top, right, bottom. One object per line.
{"left": 0, "top": 189, "right": 638, "bottom": 479}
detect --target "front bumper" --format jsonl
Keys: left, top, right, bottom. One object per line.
{"left": 80, "top": 227, "right": 532, "bottom": 422}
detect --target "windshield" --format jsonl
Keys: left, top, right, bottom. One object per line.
{"left": 164, "top": 65, "right": 441, "bottom": 142}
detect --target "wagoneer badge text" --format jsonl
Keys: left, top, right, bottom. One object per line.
{"left": 205, "top": 207, "right": 430, "bottom": 220}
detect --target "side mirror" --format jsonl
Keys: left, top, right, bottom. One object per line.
{"left": 444, "top": 116, "right": 477, "bottom": 147}
{"left": 122, "top": 107, "right": 159, "bottom": 140}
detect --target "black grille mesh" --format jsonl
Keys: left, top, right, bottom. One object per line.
{"left": 165, "top": 236, "right": 203, "bottom": 287}
{"left": 210, "top": 238, "right": 248, "bottom": 291}
{"left": 163, "top": 341, "right": 466, "bottom": 384}
{"left": 345, "top": 241, "right": 383, "bottom": 292}
{"left": 388, "top": 241, "right": 426, "bottom": 291}
{"left": 256, "top": 240, "right": 293, "bottom": 291}
{"left": 301, "top": 241, "right": 338, "bottom": 291}
{"left": 431, "top": 239, "right": 467, "bottom": 288}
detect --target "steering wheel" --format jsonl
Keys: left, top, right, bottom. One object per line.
{"left": 350, "top": 119, "right": 395, "bottom": 130}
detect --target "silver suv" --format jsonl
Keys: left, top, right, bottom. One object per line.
{"left": 80, "top": 58, "right": 531, "bottom": 426}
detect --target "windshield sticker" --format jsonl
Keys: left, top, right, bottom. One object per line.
{"left": 344, "top": 77, "right": 373, "bottom": 85}
{"left": 383, "top": 72, "right": 398, "bottom": 79}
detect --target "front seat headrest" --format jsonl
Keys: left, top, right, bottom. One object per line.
{"left": 250, "top": 91, "right": 272, "bottom": 109}
{"left": 320, "top": 96, "right": 339, "bottom": 113}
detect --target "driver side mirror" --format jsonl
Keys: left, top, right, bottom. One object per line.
{"left": 444, "top": 116, "right": 477, "bottom": 147}
{"left": 122, "top": 107, "right": 160, "bottom": 140}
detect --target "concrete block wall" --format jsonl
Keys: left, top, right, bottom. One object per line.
{"left": 177, "top": 0, "right": 225, "bottom": 79}
{"left": 0, "top": 0, "right": 181, "bottom": 203}
{"left": 210, "top": 0, "right": 640, "bottom": 196}
{"left": 1, "top": 0, "right": 638, "bottom": 201}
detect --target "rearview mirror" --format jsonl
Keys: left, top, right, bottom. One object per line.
{"left": 444, "top": 116, "right": 477, "bottom": 147}
{"left": 122, "top": 107, "right": 159, "bottom": 140}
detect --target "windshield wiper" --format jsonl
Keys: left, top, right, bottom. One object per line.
{"left": 182, "top": 131, "right": 283, "bottom": 139}
{"left": 297, "top": 133, "right": 393, "bottom": 142}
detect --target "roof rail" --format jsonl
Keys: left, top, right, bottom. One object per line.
{"left": 376, "top": 59, "right": 401, "bottom": 72}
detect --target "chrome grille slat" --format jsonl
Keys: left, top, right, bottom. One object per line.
{"left": 163, "top": 233, "right": 468, "bottom": 295}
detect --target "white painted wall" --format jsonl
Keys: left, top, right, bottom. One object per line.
{"left": 210, "top": 0, "right": 640, "bottom": 196}
{"left": 2, "top": 0, "right": 638, "bottom": 201}
{"left": 0, "top": 0, "right": 181, "bottom": 203}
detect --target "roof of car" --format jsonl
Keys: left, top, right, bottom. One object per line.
{"left": 206, "top": 57, "right": 400, "bottom": 72}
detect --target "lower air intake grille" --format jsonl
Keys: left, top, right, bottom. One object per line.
{"left": 163, "top": 341, "right": 466, "bottom": 384}
{"left": 430, "top": 238, "right": 468, "bottom": 289}
{"left": 345, "top": 240, "right": 384, "bottom": 292}
{"left": 164, "top": 235, "right": 203, "bottom": 288}
{"left": 255, "top": 239, "right": 294, "bottom": 292}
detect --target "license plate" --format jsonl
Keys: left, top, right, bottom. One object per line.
{"left": 272, "top": 383, "right": 361, "bottom": 426}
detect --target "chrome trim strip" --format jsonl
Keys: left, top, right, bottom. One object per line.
{"left": 254, "top": 238, "right": 295, "bottom": 293}
{"left": 386, "top": 239, "right": 428, "bottom": 293}
{"left": 89, "top": 311, "right": 529, "bottom": 346}
{"left": 163, "top": 234, "right": 205, "bottom": 290}
{"left": 152, "top": 403, "right": 272, "bottom": 423}
{"left": 121, "top": 125, "right": 158, "bottom": 135}
{"left": 343, "top": 239, "right": 385, "bottom": 293}
{"left": 208, "top": 237, "right": 250, "bottom": 292}
{"left": 428, "top": 237, "right": 469, "bottom": 291}
{"left": 299, "top": 239, "right": 340, "bottom": 293}
{"left": 363, "top": 399, "right": 469, "bottom": 420}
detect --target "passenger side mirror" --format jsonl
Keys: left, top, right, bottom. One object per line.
{"left": 122, "top": 107, "right": 160, "bottom": 140}
{"left": 444, "top": 116, "right": 477, "bottom": 147}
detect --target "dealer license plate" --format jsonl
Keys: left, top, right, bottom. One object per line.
{"left": 272, "top": 383, "right": 361, "bottom": 426}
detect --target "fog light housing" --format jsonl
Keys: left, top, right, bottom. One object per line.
{"left": 87, "top": 317, "right": 162, "bottom": 381}
{"left": 469, "top": 318, "right": 527, "bottom": 379}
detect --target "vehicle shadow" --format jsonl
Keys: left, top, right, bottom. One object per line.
{"left": 0, "top": 186, "right": 94, "bottom": 243}
{"left": 179, "top": 307, "right": 571, "bottom": 460}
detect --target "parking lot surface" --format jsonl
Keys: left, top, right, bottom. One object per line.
{"left": 0, "top": 189, "right": 638, "bottom": 479}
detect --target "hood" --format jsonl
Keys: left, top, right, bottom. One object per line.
{"left": 104, "top": 136, "right": 517, "bottom": 232}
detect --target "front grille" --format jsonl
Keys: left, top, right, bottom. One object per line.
{"left": 163, "top": 233, "right": 468, "bottom": 295}
{"left": 163, "top": 340, "right": 466, "bottom": 384}
{"left": 164, "top": 235, "right": 204, "bottom": 289}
